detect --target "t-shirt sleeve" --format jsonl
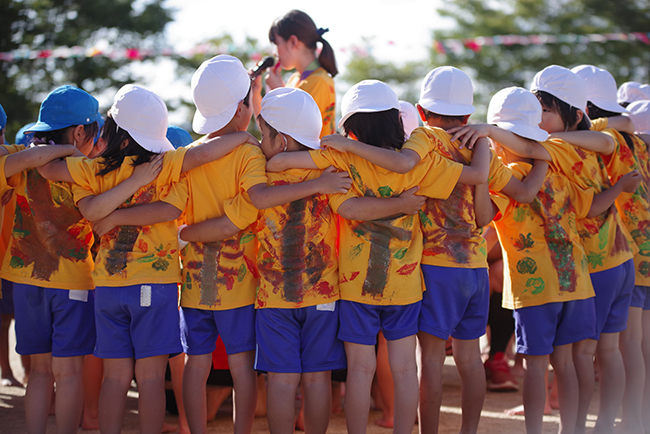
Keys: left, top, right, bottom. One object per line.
{"left": 66, "top": 157, "right": 98, "bottom": 203}
{"left": 2, "top": 144, "right": 26, "bottom": 155}
{"left": 417, "top": 152, "right": 463, "bottom": 199}
{"left": 224, "top": 191, "right": 260, "bottom": 230}
{"left": 590, "top": 117, "right": 608, "bottom": 132}
{"left": 402, "top": 127, "right": 433, "bottom": 160}
{"left": 240, "top": 147, "right": 268, "bottom": 192}
{"left": 487, "top": 151, "right": 513, "bottom": 192}
{"left": 309, "top": 148, "right": 343, "bottom": 170}
{"left": 162, "top": 147, "right": 189, "bottom": 183}
{"left": 160, "top": 173, "right": 189, "bottom": 211}
{"left": 489, "top": 191, "right": 511, "bottom": 222}
{"left": 327, "top": 189, "right": 360, "bottom": 215}
{"left": 568, "top": 181, "right": 595, "bottom": 219}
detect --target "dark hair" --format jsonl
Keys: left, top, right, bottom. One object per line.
{"left": 269, "top": 10, "right": 338, "bottom": 77}
{"left": 534, "top": 90, "right": 590, "bottom": 131}
{"left": 242, "top": 83, "right": 252, "bottom": 107}
{"left": 621, "top": 102, "right": 630, "bottom": 109}
{"left": 97, "top": 115, "right": 156, "bottom": 176}
{"left": 586, "top": 101, "right": 621, "bottom": 120}
{"left": 420, "top": 107, "right": 466, "bottom": 124}
{"left": 33, "top": 122, "right": 98, "bottom": 146}
{"left": 343, "top": 109, "right": 405, "bottom": 150}
{"left": 258, "top": 115, "right": 310, "bottom": 152}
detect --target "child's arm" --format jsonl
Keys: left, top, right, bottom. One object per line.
{"left": 337, "top": 187, "right": 426, "bottom": 221}
{"left": 448, "top": 124, "right": 552, "bottom": 161}
{"left": 483, "top": 224, "right": 499, "bottom": 252}
{"left": 179, "top": 216, "right": 240, "bottom": 243}
{"left": 248, "top": 167, "right": 352, "bottom": 209}
{"left": 91, "top": 202, "right": 183, "bottom": 237}
{"left": 457, "top": 138, "right": 491, "bottom": 185}
{"left": 181, "top": 131, "right": 260, "bottom": 173}
{"left": 320, "top": 134, "right": 421, "bottom": 174}
{"left": 500, "top": 159, "right": 549, "bottom": 204}
{"left": 6, "top": 144, "right": 77, "bottom": 178}
{"left": 76, "top": 155, "right": 164, "bottom": 222}
{"left": 474, "top": 181, "right": 498, "bottom": 227}
{"left": 549, "top": 130, "right": 615, "bottom": 155}
{"left": 606, "top": 116, "right": 635, "bottom": 134}
{"left": 265, "top": 151, "right": 320, "bottom": 172}
{"left": 587, "top": 170, "right": 642, "bottom": 218}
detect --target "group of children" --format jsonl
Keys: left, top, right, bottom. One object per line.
{"left": 2, "top": 8, "right": 650, "bottom": 434}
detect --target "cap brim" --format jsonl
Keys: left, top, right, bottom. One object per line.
{"left": 418, "top": 99, "right": 475, "bottom": 116}
{"left": 590, "top": 98, "right": 628, "bottom": 114}
{"left": 192, "top": 103, "right": 238, "bottom": 135}
{"left": 496, "top": 121, "right": 549, "bottom": 142}
{"left": 129, "top": 131, "right": 174, "bottom": 153}
{"left": 27, "top": 121, "right": 75, "bottom": 132}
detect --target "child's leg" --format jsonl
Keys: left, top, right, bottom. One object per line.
{"left": 0, "top": 314, "right": 21, "bottom": 386}
{"left": 51, "top": 355, "right": 84, "bottom": 434}
{"left": 228, "top": 350, "right": 257, "bottom": 434}
{"left": 134, "top": 354, "right": 169, "bottom": 434}
{"left": 82, "top": 354, "right": 103, "bottom": 430}
{"left": 24, "top": 352, "right": 54, "bottom": 434}
{"left": 522, "top": 355, "right": 549, "bottom": 434}
{"left": 183, "top": 353, "right": 212, "bottom": 434}
{"left": 572, "top": 338, "right": 597, "bottom": 434}
{"left": 549, "top": 343, "right": 579, "bottom": 434}
{"left": 169, "top": 353, "right": 189, "bottom": 434}
{"left": 452, "top": 338, "right": 486, "bottom": 434}
{"left": 387, "top": 335, "right": 418, "bottom": 434}
{"left": 593, "top": 333, "right": 625, "bottom": 434}
{"left": 99, "top": 357, "right": 135, "bottom": 434}
{"left": 302, "top": 371, "right": 332, "bottom": 434}
{"left": 417, "top": 331, "right": 446, "bottom": 434}
{"left": 620, "top": 306, "right": 645, "bottom": 434}
{"left": 344, "top": 341, "right": 376, "bottom": 434}
{"left": 375, "top": 331, "right": 394, "bottom": 428}
{"left": 266, "top": 372, "right": 301, "bottom": 433}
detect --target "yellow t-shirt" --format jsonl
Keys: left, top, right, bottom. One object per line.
{"left": 0, "top": 145, "right": 26, "bottom": 266}
{"left": 403, "top": 127, "right": 513, "bottom": 268}
{"left": 592, "top": 117, "right": 650, "bottom": 286}
{"left": 541, "top": 138, "right": 634, "bottom": 272}
{"left": 180, "top": 142, "right": 266, "bottom": 311}
{"left": 491, "top": 158, "right": 595, "bottom": 309}
{"left": 255, "top": 168, "right": 339, "bottom": 309}
{"left": 286, "top": 67, "right": 336, "bottom": 137}
{"left": 1, "top": 165, "right": 95, "bottom": 290}
{"left": 309, "top": 146, "right": 463, "bottom": 305}
{"left": 67, "top": 149, "right": 189, "bottom": 287}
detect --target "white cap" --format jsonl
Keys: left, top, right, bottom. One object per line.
{"left": 418, "top": 66, "right": 475, "bottom": 116}
{"left": 339, "top": 80, "right": 400, "bottom": 129}
{"left": 261, "top": 87, "right": 322, "bottom": 150}
{"left": 618, "top": 82, "right": 650, "bottom": 105}
{"left": 627, "top": 100, "right": 650, "bottom": 135}
{"left": 531, "top": 65, "right": 588, "bottom": 112}
{"left": 571, "top": 65, "right": 626, "bottom": 114}
{"left": 191, "top": 55, "right": 250, "bottom": 134}
{"left": 487, "top": 87, "right": 549, "bottom": 142}
{"left": 110, "top": 84, "right": 174, "bottom": 153}
{"left": 399, "top": 100, "right": 419, "bottom": 139}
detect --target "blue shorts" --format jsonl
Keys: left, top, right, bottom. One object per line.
{"left": 591, "top": 260, "right": 635, "bottom": 337}
{"left": 338, "top": 300, "right": 421, "bottom": 345}
{"left": 419, "top": 265, "right": 489, "bottom": 340}
{"left": 180, "top": 305, "right": 255, "bottom": 356}
{"left": 94, "top": 284, "right": 182, "bottom": 359}
{"left": 0, "top": 280, "right": 14, "bottom": 314}
{"left": 255, "top": 303, "right": 346, "bottom": 373}
{"left": 13, "top": 284, "right": 96, "bottom": 357}
{"left": 513, "top": 298, "right": 596, "bottom": 356}
{"left": 630, "top": 285, "right": 650, "bottom": 309}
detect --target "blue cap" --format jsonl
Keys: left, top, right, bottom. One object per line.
{"left": 95, "top": 113, "right": 105, "bottom": 143}
{"left": 15, "top": 122, "right": 36, "bottom": 146}
{"left": 0, "top": 103, "right": 6, "bottom": 130}
{"left": 28, "top": 85, "right": 100, "bottom": 132}
{"left": 166, "top": 125, "right": 194, "bottom": 149}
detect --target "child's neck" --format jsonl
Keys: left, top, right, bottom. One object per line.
{"left": 207, "top": 123, "right": 241, "bottom": 139}
{"left": 294, "top": 50, "right": 317, "bottom": 75}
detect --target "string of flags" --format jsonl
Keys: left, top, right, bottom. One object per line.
{"left": 1, "top": 32, "right": 648, "bottom": 62}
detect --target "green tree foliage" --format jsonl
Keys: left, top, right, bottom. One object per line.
{"left": 0, "top": 0, "right": 172, "bottom": 139}
{"left": 432, "top": 0, "right": 650, "bottom": 117}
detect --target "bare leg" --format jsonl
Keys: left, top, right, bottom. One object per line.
{"left": 0, "top": 314, "right": 21, "bottom": 386}
{"left": 302, "top": 371, "right": 332, "bottom": 434}
{"left": 99, "top": 357, "right": 134, "bottom": 434}
{"left": 621, "top": 306, "right": 645, "bottom": 434}
{"left": 387, "top": 335, "right": 418, "bottom": 434}
{"left": 256, "top": 373, "right": 267, "bottom": 418}
{"left": 375, "top": 331, "right": 394, "bottom": 428}
{"left": 266, "top": 372, "right": 301, "bottom": 434}
{"left": 550, "top": 344, "right": 578, "bottom": 434}
{"left": 52, "top": 355, "right": 85, "bottom": 434}
{"left": 452, "top": 338, "right": 486, "bottom": 434}
{"left": 229, "top": 350, "right": 257, "bottom": 434}
{"left": 343, "top": 341, "right": 376, "bottom": 434}
{"left": 183, "top": 353, "right": 212, "bottom": 434}
{"left": 169, "top": 353, "right": 190, "bottom": 434}
{"left": 417, "top": 332, "right": 446, "bottom": 434}
{"left": 593, "top": 333, "right": 625, "bottom": 434}
{"left": 523, "top": 355, "right": 549, "bottom": 434}
{"left": 206, "top": 385, "right": 233, "bottom": 420}
{"left": 572, "top": 338, "right": 597, "bottom": 434}
{"left": 82, "top": 354, "right": 103, "bottom": 430}
{"left": 134, "top": 354, "right": 169, "bottom": 434}
{"left": 24, "top": 353, "right": 54, "bottom": 434}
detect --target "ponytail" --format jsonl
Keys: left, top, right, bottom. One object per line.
{"left": 269, "top": 10, "right": 338, "bottom": 77}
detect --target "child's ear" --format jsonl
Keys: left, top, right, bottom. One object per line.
{"left": 416, "top": 104, "right": 427, "bottom": 123}
{"left": 462, "top": 114, "right": 471, "bottom": 125}
{"left": 576, "top": 110, "right": 584, "bottom": 125}
{"left": 287, "top": 34, "right": 300, "bottom": 48}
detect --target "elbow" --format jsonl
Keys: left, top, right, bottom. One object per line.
{"left": 395, "top": 161, "right": 416, "bottom": 174}
{"left": 602, "top": 136, "right": 616, "bottom": 155}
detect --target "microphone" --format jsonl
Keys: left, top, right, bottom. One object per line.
{"left": 250, "top": 56, "right": 275, "bottom": 80}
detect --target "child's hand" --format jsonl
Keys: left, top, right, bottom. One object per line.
{"left": 132, "top": 154, "right": 164, "bottom": 188}
{"left": 618, "top": 170, "right": 642, "bottom": 193}
{"left": 265, "top": 63, "right": 284, "bottom": 90}
{"left": 251, "top": 74, "right": 263, "bottom": 97}
{"left": 91, "top": 213, "right": 117, "bottom": 237}
{"left": 317, "top": 166, "right": 352, "bottom": 194}
{"left": 398, "top": 186, "right": 426, "bottom": 215}
{"left": 448, "top": 124, "right": 493, "bottom": 150}
{"left": 320, "top": 134, "right": 354, "bottom": 152}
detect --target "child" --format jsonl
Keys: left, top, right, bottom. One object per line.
{"left": 254, "top": 9, "right": 337, "bottom": 137}
{"left": 267, "top": 79, "right": 491, "bottom": 434}
{"left": 618, "top": 82, "right": 650, "bottom": 108}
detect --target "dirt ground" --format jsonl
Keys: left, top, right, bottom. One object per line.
{"left": 0, "top": 325, "right": 602, "bottom": 433}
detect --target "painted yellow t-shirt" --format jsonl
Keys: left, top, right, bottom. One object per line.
{"left": 255, "top": 168, "right": 339, "bottom": 309}
{"left": 403, "top": 126, "right": 513, "bottom": 268}
{"left": 180, "top": 142, "right": 266, "bottom": 311}
{"left": 0, "top": 145, "right": 26, "bottom": 266}
{"left": 542, "top": 138, "right": 634, "bottom": 272}
{"left": 309, "top": 146, "right": 463, "bottom": 306}
{"left": 286, "top": 66, "right": 335, "bottom": 137}
{"left": 67, "top": 149, "right": 189, "bottom": 287}
{"left": 592, "top": 117, "right": 650, "bottom": 286}
{"left": 491, "top": 156, "right": 595, "bottom": 309}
